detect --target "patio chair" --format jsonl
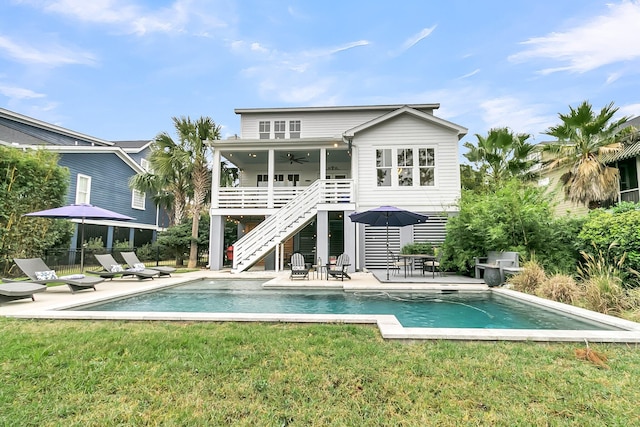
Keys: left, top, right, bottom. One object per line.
{"left": 90, "top": 254, "right": 160, "bottom": 281}
{"left": 9, "top": 258, "right": 104, "bottom": 293}
{"left": 389, "top": 251, "right": 411, "bottom": 275}
{"left": 120, "top": 251, "right": 175, "bottom": 277}
{"left": 327, "top": 253, "right": 351, "bottom": 281}
{"left": 0, "top": 282, "right": 47, "bottom": 303}
{"left": 289, "top": 253, "right": 310, "bottom": 280}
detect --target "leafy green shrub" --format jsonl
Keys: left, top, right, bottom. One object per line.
{"left": 507, "top": 259, "right": 546, "bottom": 293}
{"left": 536, "top": 274, "right": 581, "bottom": 304}
{"left": 577, "top": 207, "right": 640, "bottom": 287}
{"left": 113, "top": 240, "right": 130, "bottom": 250}
{"left": 1, "top": 147, "right": 71, "bottom": 275}
{"left": 401, "top": 242, "right": 434, "bottom": 255}
{"left": 440, "top": 179, "right": 573, "bottom": 275}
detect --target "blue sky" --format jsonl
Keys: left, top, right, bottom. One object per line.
{"left": 1, "top": 0, "right": 640, "bottom": 150}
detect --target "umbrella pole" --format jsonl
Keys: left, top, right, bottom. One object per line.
{"left": 80, "top": 218, "right": 85, "bottom": 272}
{"left": 386, "top": 217, "right": 390, "bottom": 281}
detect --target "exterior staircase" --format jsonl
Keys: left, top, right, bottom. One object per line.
{"left": 231, "top": 179, "right": 351, "bottom": 272}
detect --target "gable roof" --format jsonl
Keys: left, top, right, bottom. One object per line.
{"left": 342, "top": 105, "right": 468, "bottom": 140}
{"left": 235, "top": 103, "right": 440, "bottom": 115}
{"left": 0, "top": 108, "right": 113, "bottom": 147}
{"left": 112, "top": 139, "right": 154, "bottom": 153}
{"left": 0, "top": 108, "right": 146, "bottom": 173}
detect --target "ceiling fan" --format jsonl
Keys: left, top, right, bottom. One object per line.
{"left": 282, "top": 152, "right": 308, "bottom": 164}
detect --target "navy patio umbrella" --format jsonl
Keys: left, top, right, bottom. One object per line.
{"left": 24, "top": 203, "right": 135, "bottom": 272}
{"left": 349, "top": 206, "right": 429, "bottom": 280}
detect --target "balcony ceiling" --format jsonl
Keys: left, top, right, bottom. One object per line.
{"left": 222, "top": 148, "right": 350, "bottom": 169}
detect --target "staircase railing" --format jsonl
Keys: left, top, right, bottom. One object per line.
{"left": 231, "top": 179, "right": 352, "bottom": 272}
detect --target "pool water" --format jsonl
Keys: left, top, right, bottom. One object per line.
{"left": 75, "top": 279, "right": 619, "bottom": 330}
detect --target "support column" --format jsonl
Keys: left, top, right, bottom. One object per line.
{"left": 128, "top": 228, "right": 135, "bottom": 248}
{"left": 316, "top": 210, "right": 329, "bottom": 267}
{"left": 268, "top": 149, "right": 275, "bottom": 208}
{"left": 211, "top": 148, "right": 221, "bottom": 208}
{"left": 320, "top": 148, "right": 327, "bottom": 179}
{"left": 209, "top": 214, "right": 225, "bottom": 270}
{"left": 343, "top": 210, "right": 356, "bottom": 273}
{"left": 106, "top": 226, "right": 114, "bottom": 251}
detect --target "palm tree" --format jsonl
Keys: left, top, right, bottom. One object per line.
{"left": 173, "top": 116, "right": 221, "bottom": 269}
{"left": 542, "top": 101, "right": 632, "bottom": 208}
{"left": 463, "top": 127, "right": 537, "bottom": 187}
{"left": 129, "top": 132, "right": 191, "bottom": 226}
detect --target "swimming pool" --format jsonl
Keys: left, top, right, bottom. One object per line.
{"left": 73, "top": 278, "right": 619, "bottom": 331}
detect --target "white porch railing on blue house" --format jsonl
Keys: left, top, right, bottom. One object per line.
{"left": 229, "top": 179, "right": 353, "bottom": 272}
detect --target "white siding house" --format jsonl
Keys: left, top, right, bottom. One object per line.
{"left": 208, "top": 104, "right": 467, "bottom": 272}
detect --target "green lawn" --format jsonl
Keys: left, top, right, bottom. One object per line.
{"left": 1, "top": 318, "right": 639, "bottom": 426}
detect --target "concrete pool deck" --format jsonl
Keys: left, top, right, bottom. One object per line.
{"left": 2, "top": 269, "right": 640, "bottom": 343}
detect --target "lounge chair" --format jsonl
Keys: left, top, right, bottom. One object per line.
{"left": 289, "top": 253, "right": 310, "bottom": 280}
{"left": 120, "top": 251, "right": 175, "bottom": 277}
{"left": 0, "top": 282, "right": 47, "bottom": 303}
{"left": 327, "top": 253, "right": 351, "bottom": 281}
{"left": 10, "top": 258, "right": 104, "bottom": 293}
{"left": 90, "top": 254, "right": 160, "bottom": 280}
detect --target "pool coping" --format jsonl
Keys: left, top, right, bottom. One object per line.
{"left": 3, "top": 270, "right": 640, "bottom": 343}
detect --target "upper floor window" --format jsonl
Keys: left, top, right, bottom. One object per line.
{"left": 289, "top": 120, "right": 301, "bottom": 138}
{"left": 132, "top": 189, "right": 145, "bottom": 210}
{"left": 75, "top": 174, "right": 91, "bottom": 204}
{"left": 259, "top": 121, "right": 270, "bottom": 139}
{"left": 375, "top": 147, "right": 436, "bottom": 187}
{"left": 418, "top": 148, "right": 435, "bottom": 186}
{"left": 141, "top": 158, "right": 151, "bottom": 172}
{"left": 274, "top": 121, "right": 286, "bottom": 139}
{"left": 376, "top": 149, "right": 392, "bottom": 186}
{"left": 397, "top": 148, "right": 414, "bottom": 187}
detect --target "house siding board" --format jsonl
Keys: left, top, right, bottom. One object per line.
{"left": 59, "top": 153, "right": 157, "bottom": 224}
{"left": 355, "top": 114, "right": 461, "bottom": 212}
{"left": 240, "top": 110, "right": 406, "bottom": 139}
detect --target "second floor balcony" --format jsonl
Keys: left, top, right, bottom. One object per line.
{"left": 214, "top": 179, "right": 354, "bottom": 210}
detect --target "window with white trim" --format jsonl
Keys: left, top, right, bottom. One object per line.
{"left": 75, "top": 174, "right": 91, "bottom": 204}
{"left": 376, "top": 149, "right": 392, "bottom": 186}
{"left": 141, "top": 158, "right": 151, "bottom": 172}
{"left": 289, "top": 120, "right": 301, "bottom": 138}
{"left": 259, "top": 121, "right": 270, "bottom": 139}
{"left": 418, "top": 148, "right": 435, "bottom": 186}
{"left": 274, "top": 121, "right": 286, "bottom": 139}
{"left": 397, "top": 148, "right": 414, "bottom": 187}
{"left": 132, "top": 189, "right": 146, "bottom": 210}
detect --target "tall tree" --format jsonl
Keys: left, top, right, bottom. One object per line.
{"left": 175, "top": 116, "right": 221, "bottom": 269}
{"left": 130, "top": 132, "right": 191, "bottom": 226}
{"left": 463, "top": 127, "right": 537, "bottom": 188}
{"left": 542, "top": 101, "right": 632, "bottom": 207}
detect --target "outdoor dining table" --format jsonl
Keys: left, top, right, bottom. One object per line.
{"left": 397, "top": 254, "right": 438, "bottom": 278}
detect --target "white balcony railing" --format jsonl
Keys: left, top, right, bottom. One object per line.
{"left": 217, "top": 179, "right": 353, "bottom": 209}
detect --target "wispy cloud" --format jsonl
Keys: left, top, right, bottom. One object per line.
{"left": 457, "top": 69, "right": 480, "bottom": 80}
{"left": 0, "top": 84, "right": 46, "bottom": 99}
{"left": 509, "top": 1, "right": 640, "bottom": 75}
{"left": 480, "top": 97, "right": 556, "bottom": 138}
{"left": 28, "top": 0, "right": 229, "bottom": 36}
{"left": 399, "top": 26, "right": 436, "bottom": 53}
{"left": 0, "top": 35, "right": 96, "bottom": 66}
{"left": 232, "top": 38, "right": 370, "bottom": 103}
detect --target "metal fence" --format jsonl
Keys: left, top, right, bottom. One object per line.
{"left": 4, "top": 247, "right": 209, "bottom": 279}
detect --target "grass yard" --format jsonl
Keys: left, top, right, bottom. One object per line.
{"left": 1, "top": 318, "right": 639, "bottom": 426}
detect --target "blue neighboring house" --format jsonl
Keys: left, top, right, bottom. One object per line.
{"left": 0, "top": 107, "right": 169, "bottom": 253}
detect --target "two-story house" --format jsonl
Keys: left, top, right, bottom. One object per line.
{"left": 0, "top": 108, "right": 168, "bottom": 254}
{"left": 208, "top": 104, "right": 467, "bottom": 272}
